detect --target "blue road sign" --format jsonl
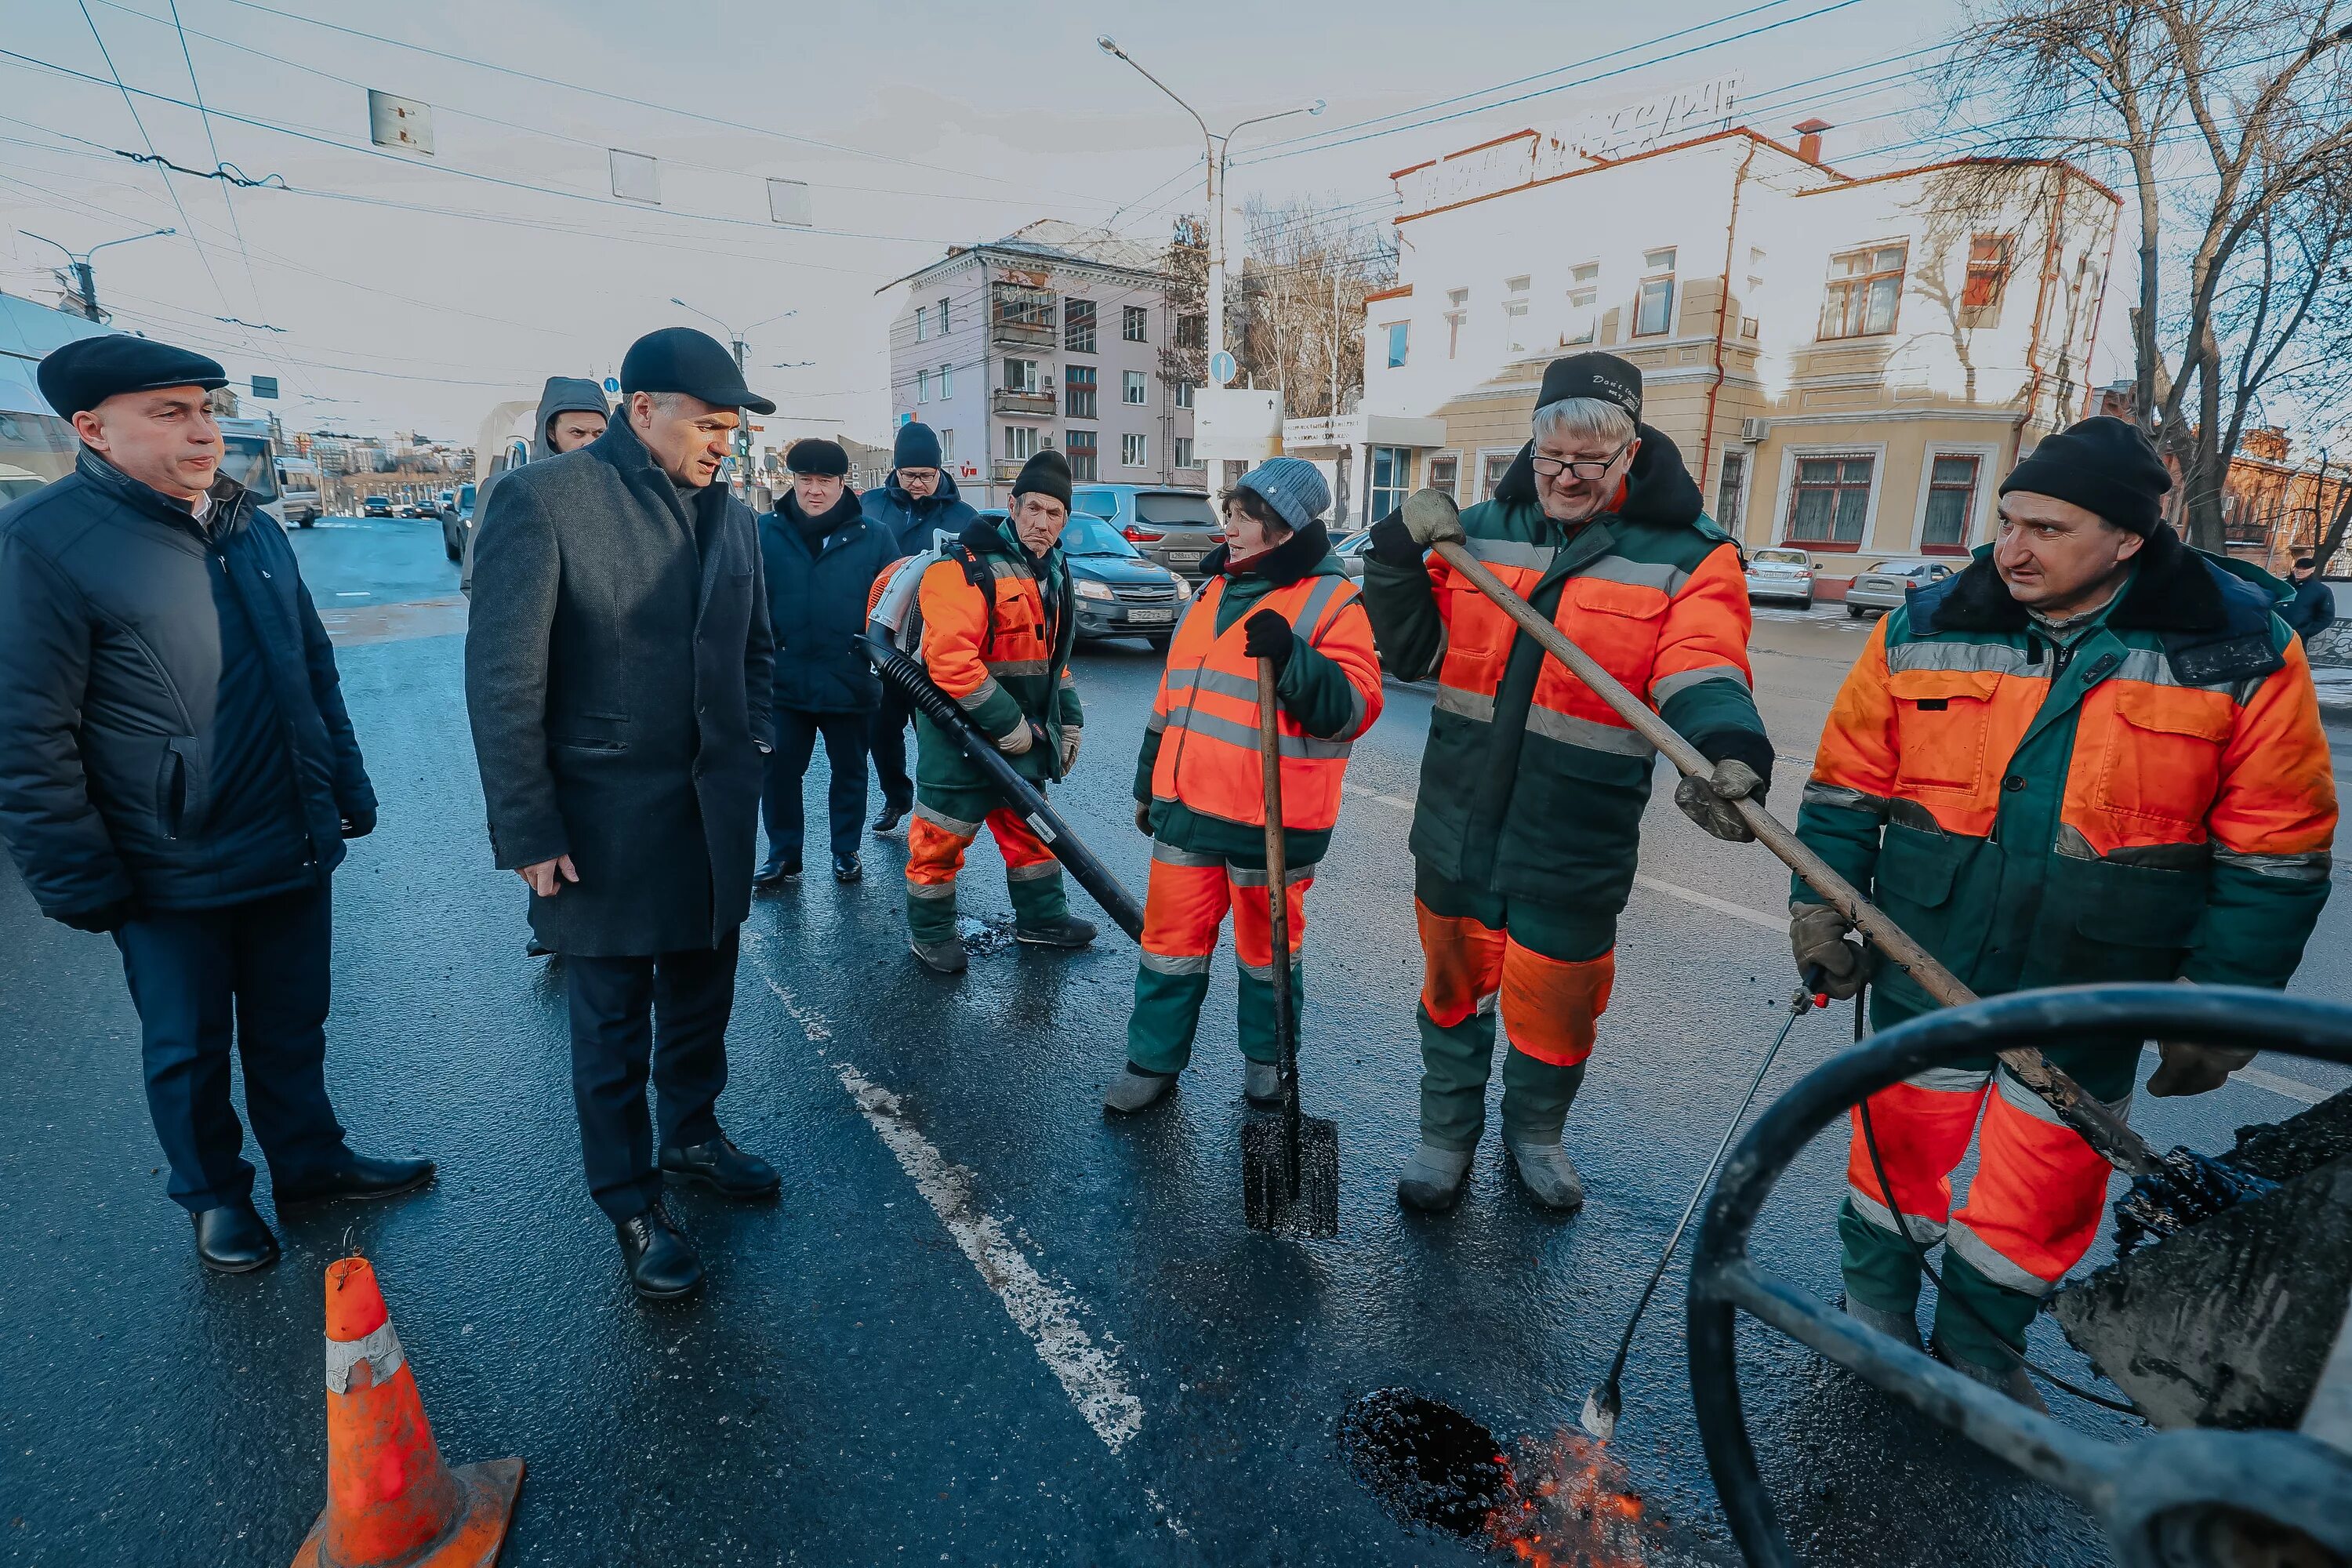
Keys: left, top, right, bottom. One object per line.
{"left": 603, "top": 376, "right": 620, "bottom": 394}
{"left": 1208, "top": 350, "right": 1236, "bottom": 386}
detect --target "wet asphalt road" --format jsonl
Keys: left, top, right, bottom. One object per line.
{"left": 5, "top": 517, "right": 2348, "bottom": 1566}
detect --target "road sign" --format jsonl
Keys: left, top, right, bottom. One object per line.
{"left": 250, "top": 376, "right": 278, "bottom": 401}
{"left": 1208, "top": 350, "right": 1236, "bottom": 387}
{"left": 603, "top": 376, "right": 620, "bottom": 394}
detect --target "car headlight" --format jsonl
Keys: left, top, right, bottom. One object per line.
{"left": 1075, "top": 579, "right": 1115, "bottom": 602}
{"left": 1171, "top": 575, "right": 1193, "bottom": 601}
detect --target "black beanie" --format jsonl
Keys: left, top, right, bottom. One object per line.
{"left": 1999, "top": 416, "right": 2170, "bottom": 536}
{"left": 785, "top": 437, "right": 848, "bottom": 476}
{"left": 1011, "top": 448, "right": 1073, "bottom": 508}
{"left": 1537, "top": 351, "right": 1642, "bottom": 422}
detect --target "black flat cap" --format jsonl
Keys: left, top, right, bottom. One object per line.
{"left": 785, "top": 437, "right": 848, "bottom": 476}
{"left": 1537, "top": 350, "right": 1642, "bottom": 422}
{"left": 38, "top": 335, "right": 227, "bottom": 419}
{"left": 619, "top": 326, "right": 775, "bottom": 416}
{"left": 2001, "top": 416, "right": 2171, "bottom": 536}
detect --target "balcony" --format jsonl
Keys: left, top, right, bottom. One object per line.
{"left": 990, "top": 457, "right": 1033, "bottom": 483}
{"left": 991, "top": 388, "right": 1057, "bottom": 417}
{"left": 990, "top": 318, "right": 1055, "bottom": 350}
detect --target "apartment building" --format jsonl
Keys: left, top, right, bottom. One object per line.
{"left": 1351, "top": 121, "right": 2120, "bottom": 594}
{"left": 879, "top": 220, "right": 1204, "bottom": 510}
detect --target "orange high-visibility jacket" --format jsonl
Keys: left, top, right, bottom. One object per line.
{"left": 909, "top": 520, "right": 1080, "bottom": 792}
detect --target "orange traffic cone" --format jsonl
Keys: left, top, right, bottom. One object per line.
{"left": 291, "top": 1256, "right": 524, "bottom": 1568}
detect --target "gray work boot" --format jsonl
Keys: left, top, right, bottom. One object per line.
{"left": 909, "top": 937, "right": 968, "bottom": 975}
{"left": 1102, "top": 1064, "right": 1175, "bottom": 1116}
{"left": 1931, "top": 1335, "right": 2051, "bottom": 1414}
{"left": 1015, "top": 915, "right": 1097, "bottom": 949}
{"left": 1842, "top": 1295, "right": 1925, "bottom": 1352}
{"left": 1243, "top": 1059, "right": 1281, "bottom": 1106}
{"left": 1503, "top": 1134, "right": 1586, "bottom": 1213}
{"left": 1396, "top": 1142, "right": 1473, "bottom": 1213}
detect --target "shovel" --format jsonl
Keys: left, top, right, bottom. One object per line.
{"left": 1403, "top": 488, "right": 2247, "bottom": 1216}
{"left": 1241, "top": 654, "right": 1340, "bottom": 1237}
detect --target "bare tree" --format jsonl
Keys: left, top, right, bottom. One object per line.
{"left": 1944, "top": 1, "right": 2352, "bottom": 547}
{"left": 1232, "top": 196, "right": 1397, "bottom": 420}
{"left": 1158, "top": 215, "right": 1208, "bottom": 401}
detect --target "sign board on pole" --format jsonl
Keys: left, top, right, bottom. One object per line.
{"left": 767, "top": 179, "right": 813, "bottom": 227}
{"left": 609, "top": 150, "right": 661, "bottom": 205}
{"left": 365, "top": 91, "right": 434, "bottom": 155}
{"left": 250, "top": 376, "right": 278, "bottom": 401}
{"left": 1207, "top": 350, "right": 1236, "bottom": 387}
{"left": 603, "top": 376, "right": 620, "bottom": 394}
{"left": 1191, "top": 386, "right": 1283, "bottom": 463}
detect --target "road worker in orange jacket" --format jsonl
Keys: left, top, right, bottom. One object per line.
{"left": 902, "top": 450, "right": 1094, "bottom": 975}
{"left": 1791, "top": 417, "right": 2336, "bottom": 1406}
{"left": 1103, "top": 458, "right": 1382, "bottom": 1114}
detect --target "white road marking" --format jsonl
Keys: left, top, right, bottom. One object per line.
{"left": 743, "top": 939, "right": 1146, "bottom": 1455}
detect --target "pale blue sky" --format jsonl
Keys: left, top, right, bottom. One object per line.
{"left": 1, "top": 0, "right": 1977, "bottom": 437}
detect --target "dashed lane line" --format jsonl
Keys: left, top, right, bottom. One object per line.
{"left": 741, "top": 935, "right": 1147, "bottom": 1456}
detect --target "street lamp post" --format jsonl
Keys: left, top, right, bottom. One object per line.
{"left": 19, "top": 227, "right": 176, "bottom": 322}
{"left": 668, "top": 298, "right": 799, "bottom": 378}
{"left": 1094, "top": 37, "right": 1320, "bottom": 387}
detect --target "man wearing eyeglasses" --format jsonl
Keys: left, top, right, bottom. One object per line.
{"left": 1362, "top": 351, "right": 1773, "bottom": 1216}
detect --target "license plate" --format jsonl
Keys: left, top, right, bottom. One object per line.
{"left": 1125, "top": 607, "right": 1174, "bottom": 625}
{"left": 1167, "top": 553, "right": 1202, "bottom": 568}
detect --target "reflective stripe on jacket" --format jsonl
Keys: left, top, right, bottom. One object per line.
{"left": 914, "top": 518, "right": 1080, "bottom": 790}
{"left": 1149, "top": 568, "right": 1379, "bottom": 833}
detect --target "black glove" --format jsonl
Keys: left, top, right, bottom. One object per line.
{"left": 339, "top": 808, "right": 377, "bottom": 840}
{"left": 1134, "top": 801, "right": 1153, "bottom": 836}
{"left": 1242, "top": 608, "right": 1295, "bottom": 673}
{"left": 56, "top": 899, "right": 131, "bottom": 935}
{"left": 1367, "top": 509, "right": 1421, "bottom": 569}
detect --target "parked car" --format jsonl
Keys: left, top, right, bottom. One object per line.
{"left": 440, "top": 481, "right": 477, "bottom": 563}
{"left": 1843, "top": 557, "right": 1957, "bottom": 617}
{"left": 1745, "top": 546, "right": 1815, "bottom": 608}
{"left": 1072, "top": 484, "right": 1221, "bottom": 583}
{"left": 978, "top": 508, "right": 1191, "bottom": 647}
{"left": 1334, "top": 529, "right": 1375, "bottom": 580}
{"left": 362, "top": 495, "right": 394, "bottom": 517}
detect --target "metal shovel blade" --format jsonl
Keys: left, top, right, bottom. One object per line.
{"left": 1243, "top": 1114, "right": 1339, "bottom": 1237}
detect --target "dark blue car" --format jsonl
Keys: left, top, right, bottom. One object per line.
{"left": 979, "top": 509, "right": 1192, "bottom": 648}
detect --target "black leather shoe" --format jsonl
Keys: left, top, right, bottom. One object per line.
{"left": 193, "top": 1202, "right": 280, "bottom": 1273}
{"left": 753, "top": 855, "right": 801, "bottom": 888}
{"left": 275, "top": 1151, "right": 437, "bottom": 1206}
{"left": 615, "top": 1204, "right": 702, "bottom": 1300}
{"left": 659, "top": 1135, "right": 780, "bottom": 1200}
{"left": 524, "top": 937, "right": 553, "bottom": 958}
{"left": 871, "top": 802, "right": 908, "bottom": 835}
{"left": 833, "top": 853, "right": 863, "bottom": 884}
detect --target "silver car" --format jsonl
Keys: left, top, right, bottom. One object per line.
{"left": 1744, "top": 546, "right": 1814, "bottom": 607}
{"left": 1071, "top": 484, "right": 1221, "bottom": 583}
{"left": 1334, "top": 528, "right": 1375, "bottom": 580}
{"left": 1844, "top": 557, "right": 1957, "bottom": 618}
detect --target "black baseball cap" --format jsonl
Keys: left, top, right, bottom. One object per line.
{"left": 1537, "top": 351, "right": 1642, "bottom": 423}
{"left": 619, "top": 326, "right": 775, "bottom": 416}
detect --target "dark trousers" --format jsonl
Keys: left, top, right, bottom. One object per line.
{"left": 868, "top": 688, "right": 915, "bottom": 812}
{"left": 114, "top": 883, "right": 347, "bottom": 1214}
{"left": 763, "top": 708, "right": 869, "bottom": 863}
{"left": 564, "top": 929, "right": 739, "bottom": 1222}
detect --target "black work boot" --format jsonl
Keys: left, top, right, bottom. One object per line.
{"left": 660, "top": 1135, "right": 780, "bottom": 1200}
{"left": 616, "top": 1203, "right": 702, "bottom": 1301}
{"left": 910, "top": 937, "right": 968, "bottom": 975}
{"left": 1015, "top": 915, "right": 1097, "bottom": 949}
{"left": 192, "top": 1201, "right": 280, "bottom": 1273}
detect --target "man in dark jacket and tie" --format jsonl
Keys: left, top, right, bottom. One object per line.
{"left": 858, "top": 421, "right": 976, "bottom": 833}
{"left": 466, "top": 327, "right": 777, "bottom": 1301}
{"left": 0, "top": 336, "right": 433, "bottom": 1275}
{"left": 758, "top": 437, "right": 895, "bottom": 887}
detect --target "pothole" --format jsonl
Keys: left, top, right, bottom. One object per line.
{"left": 1337, "top": 1388, "right": 1511, "bottom": 1539}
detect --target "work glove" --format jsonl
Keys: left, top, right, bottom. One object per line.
{"left": 1242, "top": 609, "right": 1295, "bottom": 675}
{"left": 2147, "top": 1040, "right": 2259, "bottom": 1098}
{"left": 993, "top": 720, "right": 1035, "bottom": 757}
{"left": 1060, "top": 726, "right": 1081, "bottom": 773}
{"left": 1673, "top": 757, "right": 1762, "bottom": 842}
{"left": 1135, "top": 801, "right": 1153, "bottom": 837}
{"left": 1401, "top": 488, "right": 1466, "bottom": 550}
{"left": 56, "top": 899, "right": 132, "bottom": 935}
{"left": 339, "top": 808, "right": 377, "bottom": 840}
{"left": 1366, "top": 510, "right": 1422, "bottom": 569}
{"left": 1790, "top": 902, "right": 1869, "bottom": 1000}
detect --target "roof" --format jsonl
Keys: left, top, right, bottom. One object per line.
{"left": 876, "top": 219, "right": 1172, "bottom": 295}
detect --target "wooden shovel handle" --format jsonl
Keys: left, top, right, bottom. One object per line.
{"left": 1428, "top": 537, "right": 2154, "bottom": 1176}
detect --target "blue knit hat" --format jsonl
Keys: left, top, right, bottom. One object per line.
{"left": 893, "top": 420, "right": 943, "bottom": 470}
{"left": 1236, "top": 457, "right": 1330, "bottom": 535}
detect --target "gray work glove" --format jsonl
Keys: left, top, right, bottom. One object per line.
{"left": 1400, "top": 488, "right": 1466, "bottom": 550}
{"left": 1790, "top": 902, "right": 1869, "bottom": 1000}
{"left": 1674, "top": 758, "right": 1762, "bottom": 842}
{"left": 2147, "top": 1040, "right": 2259, "bottom": 1098}
{"left": 1060, "top": 726, "right": 1082, "bottom": 773}
{"left": 993, "top": 719, "right": 1034, "bottom": 757}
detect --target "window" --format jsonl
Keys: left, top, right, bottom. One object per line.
{"left": 1921, "top": 454, "right": 1981, "bottom": 553}
{"left": 1122, "top": 432, "right": 1149, "bottom": 468}
{"left": 1003, "top": 358, "right": 1040, "bottom": 394}
{"left": 1174, "top": 436, "right": 1199, "bottom": 469}
{"left": 1635, "top": 248, "right": 1676, "bottom": 337}
{"left": 1565, "top": 263, "right": 1599, "bottom": 345}
{"left": 937, "top": 298, "right": 951, "bottom": 336}
{"left": 1065, "top": 429, "right": 1097, "bottom": 481}
{"left": 1960, "top": 234, "right": 2013, "bottom": 321}
{"left": 1004, "top": 424, "right": 1038, "bottom": 460}
{"left": 1064, "top": 298, "right": 1097, "bottom": 354}
{"left": 1174, "top": 314, "right": 1205, "bottom": 350}
{"left": 1370, "top": 446, "right": 1411, "bottom": 519}
{"left": 1065, "top": 364, "right": 1097, "bottom": 419}
{"left": 1123, "top": 371, "right": 1148, "bottom": 405}
{"left": 1174, "top": 380, "right": 1195, "bottom": 409}
{"left": 1503, "top": 303, "right": 1530, "bottom": 354}
{"left": 1784, "top": 453, "right": 1875, "bottom": 547}
{"left": 1480, "top": 449, "right": 1514, "bottom": 500}
{"left": 914, "top": 308, "right": 928, "bottom": 345}
{"left": 938, "top": 363, "right": 952, "bottom": 399}
{"left": 1715, "top": 449, "right": 1746, "bottom": 534}
{"left": 1385, "top": 321, "right": 1410, "bottom": 368}
{"left": 940, "top": 428, "right": 956, "bottom": 463}
{"left": 916, "top": 368, "right": 930, "bottom": 405}
{"left": 1425, "top": 453, "right": 1458, "bottom": 501}
{"left": 1123, "top": 305, "right": 1149, "bottom": 343}
{"left": 1819, "top": 244, "right": 1907, "bottom": 339}
{"left": 1446, "top": 288, "right": 1468, "bottom": 359}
